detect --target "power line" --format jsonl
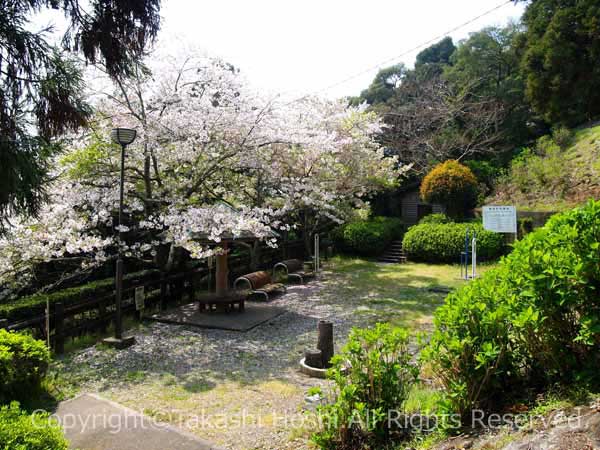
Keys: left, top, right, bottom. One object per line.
{"left": 285, "top": 0, "right": 513, "bottom": 103}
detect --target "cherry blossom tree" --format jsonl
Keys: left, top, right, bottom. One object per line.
{"left": 0, "top": 47, "right": 407, "bottom": 292}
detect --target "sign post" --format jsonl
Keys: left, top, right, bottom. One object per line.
{"left": 483, "top": 205, "right": 518, "bottom": 252}
{"left": 135, "top": 286, "right": 145, "bottom": 317}
{"left": 483, "top": 206, "right": 517, "bottom": 234}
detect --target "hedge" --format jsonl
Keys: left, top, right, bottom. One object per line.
{"left": 333, "top": 217, "right": 404, "bottom": 257}
{"left": 402, "top": 222, "right": 504, "bottom": 263}
{"left": 0, "top": 402, "right": 69, "bottom": 450}
{"left": 0, "top": 269, "right": 160, "bottom": 322}
{"left": 0, "top": 330, "right": 50, "bottom": 403}
{"left": 419, "top": 213, "right": 453, "bottom": 225}
{"left": 423, "top": 200, "right": 600, "bottom": 419}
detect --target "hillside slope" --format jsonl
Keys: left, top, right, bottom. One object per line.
{"left": 491, "top": 123, "right": 600, "bottom": 211}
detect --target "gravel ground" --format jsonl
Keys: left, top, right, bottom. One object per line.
{"left": 53, "top": 263, "right": 445, "bottom": 449}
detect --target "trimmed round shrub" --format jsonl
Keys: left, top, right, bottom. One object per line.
{"left": 0, "top": 330, "right": 50, "bottom": 403}
{"left": 0, "top": 402, "right": 69, "bottom": 450}
{"left": 419, "top": 213, "right": 452, "bottom": 225}
{"left": 420, "top": 160, "right": 478, "bottom": 217}
{"left": 423, "top": 200, "right": 600, "bottom": 421}
{"left": 402, "top": 222, "right": 504, "bottom": 263}
{"left": 334, "top": 216, "right": 404, "bottom": 256}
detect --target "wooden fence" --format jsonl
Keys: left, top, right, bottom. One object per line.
{"left": 0, "top": 240, "right": 306, "bottom": 353}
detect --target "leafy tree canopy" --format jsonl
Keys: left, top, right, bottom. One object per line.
{"left": 0, "top": 0, "right": 161, "bottom": 228}
{"left": 519, "top": 0, "right": 600, "bottom": 126}
{"left": 349, "top": 64, "right": 406, "bottom": 106}
{"left": 415, "top": 36, "right": 456, "bottom": 67}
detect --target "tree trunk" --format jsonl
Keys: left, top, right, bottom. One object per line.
{"left": 250, "top": 240, "right": 261, "bottom": 271}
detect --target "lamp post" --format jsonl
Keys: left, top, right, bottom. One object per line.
{"left": 103, "top": 128, "right": 137, "bottom": 349}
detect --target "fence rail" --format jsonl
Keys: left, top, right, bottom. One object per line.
{"left": 0, "top": 240, "right": 306, "bottom": 353}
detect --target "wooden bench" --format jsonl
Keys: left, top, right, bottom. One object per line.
{"left": 197, "top": 293, "right": 245, "bottom": 313}
{"left": 233, "top": 271, "right": 287, "bottom": 301}
{"left": 273, "top": 259, "right": 315, "bottom": 283}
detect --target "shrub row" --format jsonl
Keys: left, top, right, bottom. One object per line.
{"left": 402, "top": 222, "right": 504, "bottom": 263}
{"left": 0, "top": 402, "right": 68, "bottom": 450}
{"left": 418, "top": 213, "right": 453, "bottom": 225}
{"left": 423, "top": 200, "right": 600, "bottom": 420}
{"left": 0, "top": 330, "right": 50, "bottom": 403}
{"left": 0, "top": 269, "right": 160, "bottom": 322}
{"left": 333, "top": 216, "right": 404, "bottom": 257}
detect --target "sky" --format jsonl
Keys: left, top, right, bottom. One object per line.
{"left": 33, "top": 0, "right": 525, "bottom": 100}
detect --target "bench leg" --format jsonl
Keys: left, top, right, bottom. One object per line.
{"left": 288, "top": 274, "right": 303, "bottom": 284}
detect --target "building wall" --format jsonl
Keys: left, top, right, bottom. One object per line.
{"left": 400, "top": 190, "right": 445, "bottom": 225}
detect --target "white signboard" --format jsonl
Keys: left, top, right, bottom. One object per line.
{"left": 483, "top": 206, "right": 517, "bottom": 234}
{"left": 135, "top": 286, "right": 145, "bottom": 311}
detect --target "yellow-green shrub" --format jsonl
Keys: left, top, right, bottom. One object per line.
{"left": 420, "top": 160, "right": 478, "bottom": 217}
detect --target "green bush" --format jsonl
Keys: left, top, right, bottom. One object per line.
{"left": 402, "top": 223, "right": 504, "bottom": 263}
{"left": 0, "top": 330, "right": 50, "bottom": 403}
{"left": 312, "top": 324, "right": 418, "bottom": 449}
{"left": 419, "top": 213, "right": 452, "bottom": 225}
{"left": 334, "top": 216, "right": 404, "bottom": 256}
{"left": 0, "top": 402, "right": 69, "bottom": 450}
{"left": 424, "top": 200, "right": 600, "bottom": 420}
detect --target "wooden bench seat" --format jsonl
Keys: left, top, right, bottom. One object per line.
{"left": 233, "top": 271, "right": 287, "bottom": 301}
{"left": 273, "top": 259, "right": 315, "bottom": 283}
{"left": 197, "top": 293, "right": 245, "bottom": 312}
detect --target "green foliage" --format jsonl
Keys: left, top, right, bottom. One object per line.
{"left": 0, "top": 401, "right": 69, "bottom": 450}
{"left": 60, "top": 133, "right": 114, "bottom": 179}
{"left": 0, "top": 0, "right": 161, "bottom": 229}
{"left": 350, "top": 64, "right": 406, "bottom": 106}
{"left": 520, "top": 0, "right": 600, "bottom": 126}
{"left": 500, "top": 134, "right": 571, "bottom": 198}
{"left": 424, "top": 200, "right": 600, "bottom": 420}
{"left": 0, "top": 269, "right": 159, "bottom": 322}
{"left": 445, "top": 24, "right": 533, "bottom": 147}
{"left": 312, "top": 324, "right": 418, "bottom": 449}
{"left": 551, "top": 126, "right": 574, "bottom": 150}
{"left": 333, "top": 217, "right": 404, "bottom": 257}
{"left": 463, "top": 159, "right": 504, "bottom": 204}
{"left": 420, "top": 161, "right": 479, "bottom": 218}
{"left": 415, "top": 37, "right": 456, "bottom": 67}
{"left": 518, "top": 217, "right": 534, "bottom": 239}
{"left": 0, "top": 330, "right": 50, "bottom": 403}
{"left": 402, "top": 223, "right": 504, "bottom": 263}
{"left": 418, "top": 213, "right": 452, "bottom": 225}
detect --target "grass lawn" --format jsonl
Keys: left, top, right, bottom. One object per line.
{"left": 49, "top": 257, "right": 497, "bottom": 449}
{"left": 329, "top": 256, "right": 496, "bottom": 330}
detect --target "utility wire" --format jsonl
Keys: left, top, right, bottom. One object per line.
{"left": 284, "top": 0, "right": 514, "bottom": 103}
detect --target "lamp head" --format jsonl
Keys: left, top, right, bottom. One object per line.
{"left": 110, "top": 128, "right": 137, "bottom": 146}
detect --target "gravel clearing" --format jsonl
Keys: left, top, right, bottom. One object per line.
{"left": 53, "top": 261, "right": 449, "bottom": 449}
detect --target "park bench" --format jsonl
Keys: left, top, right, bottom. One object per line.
{"left": 233, "top": 271, "right": 287, "bottom": 301}
{"left": 273, "top": 259, "right": 315, "bottom": 283}
{"left": 197, "top": 293, "right": 245, "bottom": 313}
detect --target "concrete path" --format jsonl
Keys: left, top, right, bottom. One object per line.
{"left": 55, "top": 393, "right": 222, "bottom": 450}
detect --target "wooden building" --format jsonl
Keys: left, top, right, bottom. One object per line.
{"left": 372, "top": 184, "right": 445, "bottom": 226}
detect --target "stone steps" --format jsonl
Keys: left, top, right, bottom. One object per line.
{"left": 377, "top": 240, "right": 407, "bottom": 263}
